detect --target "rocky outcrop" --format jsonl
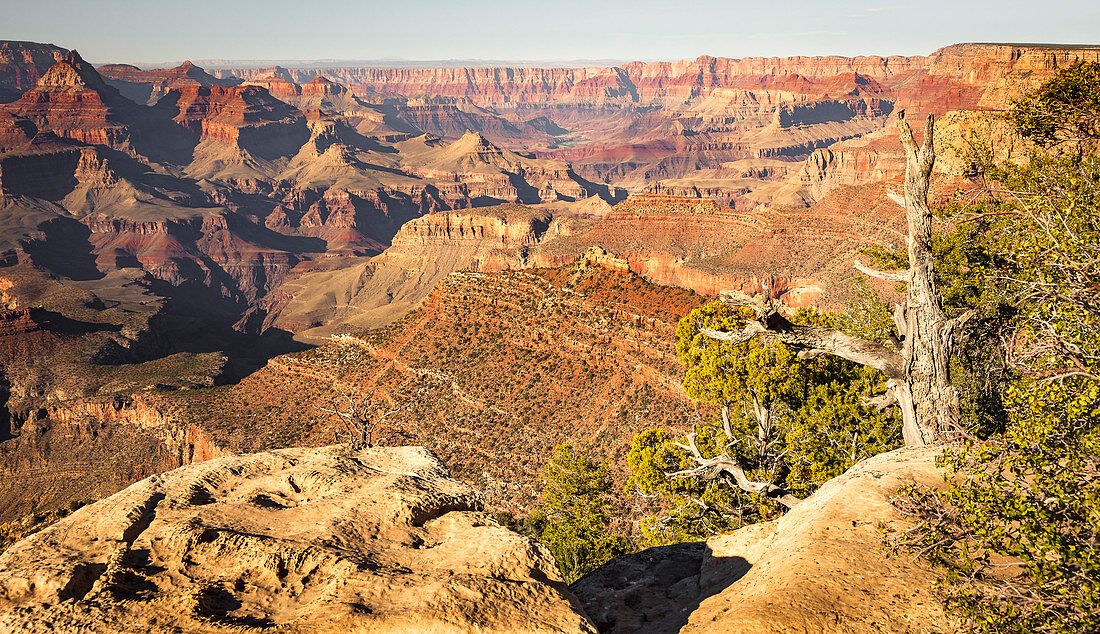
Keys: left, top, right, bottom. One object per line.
{"left": 166, "top": 84, "right": 308, "bottom": 155}
{"left": 0, "top": 113, "right": 81, "bottom": 197}
{"left": 572, "top": 446, "right": 953, "bottom": 633}
{"left": 97, "top": 60, "right": 237, "bottom": 106}
{"left": 266, "top": 203, "right": 555, "bottom": 335}
{"left": 0, "top": 41, "right": 67, "bottom": 102}
{"left": 0, "top": 307, "right": 67, "bottom": 359}
{"left": 390, "top": 204, "right": 551, "bottom": 248}
{"left": 4, "top": 50, "right": 133, "bottom": 147}
{"left": 792, "top": 107, "right": 1027, "bottom": 203}
{"left": 241, "top": 74, "right": 302, "bottom": 99}
{"left": 400, "top": 130, "right": 601, "bottom": 203}
{"left": 923, "top": 43, "right": 1100, "bottom": 110}
{"left": 0, "top": 444, "right": 596, "bottom": 633}
{"left": 0, "top": 386, "right": 229, "bottom": 524}
{"left": 546, "top": 195, "right": 832, "bottom": 304}
{"left": 794, "top": 131, "right": 902, "bottom": 203}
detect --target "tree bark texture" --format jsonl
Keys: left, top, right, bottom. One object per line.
{"left": 700, "top": 111, "right": 963, "bottom": 446}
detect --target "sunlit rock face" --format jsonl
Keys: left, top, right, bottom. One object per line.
{"left": 0, "top": 444, "right": 596, "bottom": 633}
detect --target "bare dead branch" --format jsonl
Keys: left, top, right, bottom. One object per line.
{"left": 701, "top": 305, "right": 907, "bottom": 380}
{"left": 893, "top": 303, "right": 908, "bottom": 342}
{"left": 670, "top": 423, "right": 802, "bottom": 510}
{"left": 855, "top": 258, "right": 911, "bottom": 283}
{"left": 315, "top": 388, "right": 404, "bottom": 448}
{"left": 698, "top": 325, "right": 762, "bottom": 345}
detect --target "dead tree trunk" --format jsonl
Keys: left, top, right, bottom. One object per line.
{"left": 316, "top": 389, "right": 403, "bottom": 448}
{"left": 701, "top": 111, "right": 968, "bottom": 446}
{"left": 893, "top": 112, "right": 962, "bottom": 445}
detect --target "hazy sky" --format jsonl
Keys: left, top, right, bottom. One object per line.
{"left": 2, "top": 0, "right": 1098, "bottom": 64}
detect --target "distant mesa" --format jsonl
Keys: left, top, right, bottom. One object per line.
{"left": 96, "top": 58, "right": 239, "bottom": 106}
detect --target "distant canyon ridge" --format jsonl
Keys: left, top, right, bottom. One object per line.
{"left": 2, "top": 40, "right": 1096, "bottom": 345}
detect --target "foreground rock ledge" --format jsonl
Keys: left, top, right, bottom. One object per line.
{"left": 573, "top": 446, "right": 955, "bottom": 633}
{"left": 0, "top": 445, "right": 596, "bottom": 633}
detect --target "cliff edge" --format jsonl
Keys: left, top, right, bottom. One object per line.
{"left": 0, "top": 444, "right": 596, "bottom": 633}
{"left": 572, "top": 446, "right": 954, "bottom": 633}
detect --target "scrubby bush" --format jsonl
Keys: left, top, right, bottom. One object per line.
{"left": 891, "top": 62, "right": 1100, "bottom": 633}
{"left": 522, "top": 444, "right": 634, "bottom": 583}
{"left": 627, "top": 304, "right": 900, "bottom": 544}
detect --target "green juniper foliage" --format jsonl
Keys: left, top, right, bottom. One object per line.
{"left": 891, "top": 62, "right": 1100, "bottom": 633}
{"left": 1009, "top": 60, "right": 1100, "bottom": 157}
{"left": 523, "top": 444, "right": 633, "bottom": 583}
{"left": 627, "top": 303, "right": 900, "bottom": 545}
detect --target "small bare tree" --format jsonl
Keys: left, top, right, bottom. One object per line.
{"left": 317, "top": 389, "right": 403, "bottom": 447}
{"left": 700, "top": 111, "right": 971, "bottom": 447}
{"left": 670, "top": 403, "right": 802, "bottom": 509}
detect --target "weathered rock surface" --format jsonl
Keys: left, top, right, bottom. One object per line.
{"left": 572, "top": 446, "right": 953, "bottom": 633}
{"left": 0, "top": 444, "right": 596, "bottom": 633}
{"left": 0, "top": 41, "right": 67, "bottom": 102}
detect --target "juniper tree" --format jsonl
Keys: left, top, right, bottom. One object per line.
{"left": 698, "top": 111, "right": 970, "bottom": 448}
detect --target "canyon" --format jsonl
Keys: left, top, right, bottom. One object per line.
{"left": 0, "top": 37, "right": 1098, "bottom": 550}
{"left": 0, "top": 34, "right": 1093, "bottom": 632}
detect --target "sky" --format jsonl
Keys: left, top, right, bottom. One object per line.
{"left": 1, "top": 0, "right": 1098, "bottom": 65}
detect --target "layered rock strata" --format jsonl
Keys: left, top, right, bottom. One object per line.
{"left": 0, "top": 41, "right": 67, "bottom": 102}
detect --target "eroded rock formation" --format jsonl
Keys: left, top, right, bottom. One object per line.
{"left": 97, "top": 61, "right": 237, "bottom": 106}
{"left": 214, "top": 43, "right": 1100, "bottom": 194}
{"left": 0, "top": 444, "right": 596, "bottom": 633}
{"left": 0, "top": 41, "right": 67, "bottom": 102}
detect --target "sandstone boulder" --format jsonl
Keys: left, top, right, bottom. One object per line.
{"left": 572, "top": 446, "right": 954, "bottom": 633}
{"left": 0, "top": 444, "right": 596, "bottom": 633}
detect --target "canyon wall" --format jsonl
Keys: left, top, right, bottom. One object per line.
{"left": 215, "top": 43, "right": 1100, "bottom": 111}
{"left": 0, "top": 41, "right": 67, "bottom": 102}
{"left": 2, "top": 39, "right": 1098, "bottom": 537}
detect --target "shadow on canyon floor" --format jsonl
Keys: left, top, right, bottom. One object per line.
{"left": 571, "top": 542, "right": 753, "bottom": 633}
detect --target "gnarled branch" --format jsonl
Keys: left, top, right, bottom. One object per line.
{"left": 670, "top": 430, "right": 801, "bottom": 509}
{"left": 863, "top": 380, "right": 899, "bottom": 413}
{"left": 855, "top": 258, "right": 911, "bottom": 283}
{"left": 700, "top": 300, "right": 907, "bottom": 380}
